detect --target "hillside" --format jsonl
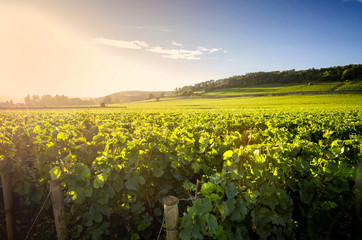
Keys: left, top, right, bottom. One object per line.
{"left": 173, "top": 64, "right": 362, "bottom": 96}
{"left": 96, "top": 90, "right": 171, "bottom": 104}
{"left": 200, "top": 81, "right": 362, "bottom": 98}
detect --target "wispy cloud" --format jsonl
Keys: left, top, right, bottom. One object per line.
{"left": 94, "top": 37, "right": 223, "bottom": 60}
{"left": 156, "top": 26, "right": 171, "bottom": 32}
{"left": 147, "top": 47, "right": 203, "bottom": 60}
{"left": 170, "top": 40, "right": 183, "bottom": 47}
{"left": 159, "top": 28, "right": 171, "bottom": 32}
{"left": 94, "top": 38, "right": 148, "bottom": 49}
{"left": 198, "top": 47, "right": 222, "bottom": 54}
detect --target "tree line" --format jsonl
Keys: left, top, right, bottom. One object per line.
{"left": 24, "top": 94, "right": 92, "bottom": 107}
{"left": 0, "top": 94, "right": 93, "bottom": 108}
{"left": 173, "top": 64, "right": 362, "bottom": 96}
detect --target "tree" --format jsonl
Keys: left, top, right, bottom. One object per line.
{"left": 341, "top": 68, "right": 356, "bottom": 81}
{"left": 148, "top": 93, "right": 154, "bottom": 100}
{"left": 104, "top": 96, "right": 112, "bottom": 104}
{"left": 41, "top": 95, "right": 53, "bottom": 106}
{"left": 24, "top": 94, "right": 31, "bottom": 106}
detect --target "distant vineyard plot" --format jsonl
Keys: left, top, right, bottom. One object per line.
{"left": 124, "top": 94, "right": 362, "bottom": 112}
{"left": 202, "top": 82, "right": 347, "bottom": 97}
{"left": 336, "top": 80, "right": 362, "bottom": 91}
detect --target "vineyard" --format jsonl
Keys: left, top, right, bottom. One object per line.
{"left": 0, "top": 109, "right": 361, "bottom": 239}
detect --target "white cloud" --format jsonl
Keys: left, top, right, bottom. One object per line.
{"left": 94, "top": 38, "right": 148, "bottom": 49}
{"left": 223, "top": 50, "right": 228, "bottom": 54}
{"left": 208, "top": 48, "right": 222, "bottom": 54}
{"left": 198, "top": 46, "right": 209, "bottom": 52}
{"left": 159, "top": 28, "right": 171, "bottom": 32}
{"left": 156, "top": 26, "right": 171, "bottom": 32}
{"left": 170, "top": 40, "right": 183, "bottom": 47}
{"left": 94, "top": 37, "right": 222, "bottom": 60}
{"left": 198, "top": 47, "right": 222, "bottom": 54}
{"left": 147, "top": 47, "right": 203, "bottom": 60}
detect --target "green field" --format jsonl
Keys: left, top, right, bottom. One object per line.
{"left": 122, "top": 94, "right": 362, "bottom": 112}
{"left": 1, "top": 93, "right": 362, "bottom": 240}
{"left": 336, "top": 80, "right": 362, "bottom": 91}
{"left": 202, "top": 82, "right": 343, "bottom": 97}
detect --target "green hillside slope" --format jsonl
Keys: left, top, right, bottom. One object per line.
{"left": 202, "top": 82, "right": 343, "bottom": 97}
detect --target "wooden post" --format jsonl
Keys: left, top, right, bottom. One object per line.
{"left": 49, "top": 179, "right": 68, "bottom": 240}
{"left": 163, "top": 196, "right": 179, "bottom": 240}
{"left": 1, "top": 158, "right": 16, "bottom": 240}
{"left": 353, "top": 162, "right": 362, "bottom": 237}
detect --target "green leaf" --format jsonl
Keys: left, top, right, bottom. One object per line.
{"left": 183, "top": 181, "right": 195, "bottom": 191}
{"left": 205, "top": 213, "right": 218, "bottom": 235}
{"left": 74, "top": 163, "right": 91, "bottom": 180}
{"left": 214, "top": 225, "right": 227, "bottom": 240}
{"left": 226, "top": 182, "right": 237, "bottom": 199}
{"left": 49, "top": 166, "right": 62, "bottom": 180}
{"left": 195, "top": 198, "right": 212, "bottom": 215}
{"left": 82, "top": 212, "right": 93, "bottom": 227}
{"left": 152, "top": 166, "right": 163, "bottom": 177}
{"left": 223, "top": 150, "right": 233, "bottom": 160}
{"left": 131, "top": 233, "right": 140, "bottom": 240}
{"left": 84, "top": 187, "right": 93, "bottom": 197}
{"left": 138, "top": 175, "right": 145, "bottom": 185}
{"left": 179, "top": 227, "right": 192, "bottom": 240}
{"left": 256, "top": 226, "right": 270, "bottom": 239}
{"left": 125, "top": 179, "right": 138, "bottom": 191}
{"left": 298, "top": 180, "right": 314, "bottom": 204}
{"left": 90, "top": 205, "right": 103, "bottom": 223}
{"left": 271, "top": 213, "right": 286, "bottom": 226}
{"left": 112, "top": 180, "right": 124, "bottom": 192}
{"left": 71, "top": 224, "right": 83, "bottom": 238}
{"left": 57, "top": 132, "right": 68, "bottom": 141}
{"left": 14, "top": 181, "right": 30, "bottom": 195}
{"left": 201, "top": 182, "right": 216, "bottom": 195}
{"left": 209, "top": 193, "right": 221, "bottom": 202}
{"left": 45, "top": 145, "right": 58, "bottom": 159}
{"left": 30, "top": 189, "right": 42, "bottom": 203}
{"left": 217, "top": 204, "right": 225, "bottom": 217}
{"left": 231, "top": 198, "right": 247, "bottom": 222}
{"left": 94, "top": 174, "right": 106, "bottom": 189}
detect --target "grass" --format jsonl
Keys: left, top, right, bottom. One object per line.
{"left": 2, "top": 86, "right": 361, "bottom": 114}
{"left": 121, "top": 94, "right": 362, "bottom": 112}
{"left": 4, "top": 94, "right": 359, "bottom": 113}
{"left": 336, "top": 80, "right": 362, "bottom": 91}
{"left": 202, "top": 82, "right": 343, "bottom": 97}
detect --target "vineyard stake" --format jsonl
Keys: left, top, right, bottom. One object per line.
{"left": 353, "top": 162, "right": 362, "bottom": 236}
{"left": 163, "top": 196, "right": 179, "bottom": 240}
{"left": 49, "top": 179, "right": 68, "bottom": 240}
{"left": 1, "top": 158, "right": 16, "bottom": 240}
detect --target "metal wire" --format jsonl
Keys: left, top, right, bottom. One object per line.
{"left": 24, "top": 190, "right": 51, "bottom": 240}
{"left": 156, "top": 212, "right": 166, "bottom": 240}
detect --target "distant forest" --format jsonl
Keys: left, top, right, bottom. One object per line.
{"left": 0, "top": 92, "right": 167, "bottom": 108}
{"left": 23, "top": 94, "right": 92, "bottom": 107}
{"left": 173, "top": 64, "right": 362, "bottom": 96}
{"left": 0, "top": 94, "right": 93, "bottom": 108}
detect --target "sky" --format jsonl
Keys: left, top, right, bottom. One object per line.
{"left": 0, "top": 0, "right": 361, "bottom": 99}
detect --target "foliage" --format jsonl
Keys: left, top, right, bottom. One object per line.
{"left": 337, "top": 79, "right": 362, "bottom": 91}
{"left": 0, "top": 109, "right": 361, "bottom": 239}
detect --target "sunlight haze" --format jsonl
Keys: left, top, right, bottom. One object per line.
{"left": 0, "top": 0, "right": 361, "bottom": 100}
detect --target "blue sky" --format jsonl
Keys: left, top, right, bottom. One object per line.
{"left": 0, "top": 0, "right": 361, "bottom": 98}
